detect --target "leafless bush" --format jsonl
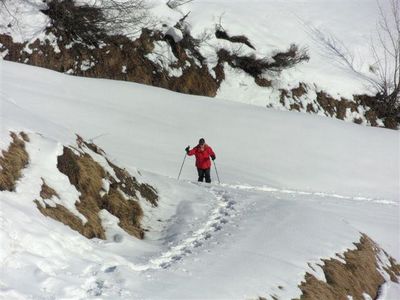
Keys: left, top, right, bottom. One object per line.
{"left": 41, "top": 0, "right": 150, "bottom": 44}
{"left": 100, "top": 0, "right": 151, "bottom": 37}
{"left": 42, "top": 0, "right": 105, "bottom": 44}
{"left": 270, "top": 44, "right": 309, "bottom": 70}
{"left": 310, "top": 0, "right": 399, "bottom": 118}
{"left": 218, "top": 44, "right": 309, "bottom": 78}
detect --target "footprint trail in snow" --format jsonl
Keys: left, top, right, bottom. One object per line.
{"left": 133, "top": 186, "right": 237, "bottom": 271}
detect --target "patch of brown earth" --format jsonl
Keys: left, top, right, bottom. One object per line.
{"left": 277, "top": 84, "right": 394, "bottom": 128}
{"left": 255, "top": 77, "right": 272, "bottom": 87}
{"left": 315, "top": 91, "right": 337, "bottom": 117}
{"left": 290, "top": 103, "right": 301, "bottom": 111}
{"left": 306, "top": 103, "right": 316, "bottom": 113}
{"left": 291, "top": 83, "right": 307, "bottom": 99}
{"left": 296, "top": 234, "right": 400, "bottom": 300}
{"left": 0, "top": 25, "right": 219, "bottom": 97}
{"left": 0, "top": 132, "right": 29, "bottom": 191}
{"left": 316, "top": 91, "right": 385, "bottom": 125}
{"left": 353, "top": 117, "right": 363, "bottom": 124}
{"left": 354, "top": 94, "right": 399, "bottom": 129}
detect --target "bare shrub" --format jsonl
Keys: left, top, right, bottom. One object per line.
{"left": 271, "top": 44, "right": 310, "bottom": 70}
{"left": 41, "top": 0, "right": 150, "bottom": 44}
{"left": 309, "top": 0, "right": 400, "bottom": 123}
{"left": 42, "top": 0, "right": 106, "bottom": 45}
{"left": 218, "top": 44, "right": 309, "bottom": 78}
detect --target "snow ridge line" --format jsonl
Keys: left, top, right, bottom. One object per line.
{"left": 139, "top": 188, "right": 236, "bottom": 270}
{"left": 219, "top": 183, "right": 397, "bottom": 205}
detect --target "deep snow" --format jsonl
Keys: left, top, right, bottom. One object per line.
{"left": 0, "top": 60, "right": 399, "bottom": 299}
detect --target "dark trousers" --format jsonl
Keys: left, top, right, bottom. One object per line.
{"left": 197, "top": 168, "right": 211, "bottom": 183}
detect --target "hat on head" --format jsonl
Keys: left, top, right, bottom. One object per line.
{"left": 199, "top": 138, "right": 205, "bottom": 145}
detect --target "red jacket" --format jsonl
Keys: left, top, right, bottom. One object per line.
{"left": 187, "top": 144, "right": 216, "bottom": 169}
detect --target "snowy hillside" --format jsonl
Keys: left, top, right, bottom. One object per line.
{"left": 1, "top": 0, "right": 399, "bottom": 128}
{"left": 1, "top": 61, "right": 399, "bottom": 299}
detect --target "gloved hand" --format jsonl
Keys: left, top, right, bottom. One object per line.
{"left": 185, "top": 146, "right": 190, "bottom": 153}
{"left": 211, "top": 155, "right": 216, "bottom": 161}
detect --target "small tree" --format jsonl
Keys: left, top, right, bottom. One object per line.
{"left": 310, "top": 0, "right": 399, "bottom": 118}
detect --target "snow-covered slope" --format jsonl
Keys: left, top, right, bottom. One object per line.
{"left": 2, "top": 61, "right": 398, "bottom": 201}
{"left": 1, "top": 0, "right": 397, "bottom": 128}
{"left": 1, "top": 61, "right": 399, "bottom": 299}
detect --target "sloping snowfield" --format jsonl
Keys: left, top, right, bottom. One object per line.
{"left": 0, "top": 61, "right": 399, "bottom": 299}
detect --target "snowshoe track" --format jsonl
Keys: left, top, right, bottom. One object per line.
{"left": 89, "top": 181, "right": 395, "bottom": 277}
{"left": 147, "top": 187, "right": 235, "bottom": 269}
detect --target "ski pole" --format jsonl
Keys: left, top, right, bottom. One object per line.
{"left": 177, "top": 153, "right": 187, "bottom": 180}
{"left": 213, "top": 160, "right": 221, "bottom": 184}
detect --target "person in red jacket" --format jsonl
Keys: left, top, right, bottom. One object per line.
{"left": 185, "top": 138, "right": 216, "bottom": 183}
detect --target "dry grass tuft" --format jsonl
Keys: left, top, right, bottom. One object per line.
{"left": 76, "top": 134, "right": 106, "bottom": 155}
{"left": 35, "top": 202, "right": 104, "bottom": 239}
{"left": 297, "top": 234, "right": 400, "bottom": 300}
{"left": 382, "top": 253, "right": 400, "bottom": 283}
{"left": 53, "top": 147, "right": 106, "bottom": 239}
{"left": 55, "top": 147, "right": 107, "bottom": 239}
{"left": 102, "top": 187, "right": 144, "bottom": 239}
{"left": 40, "top": 178, "right": 59, "bottom": 199}
{"left": 19, "top": 132, "right": 30, "bottom": 142}
{"left": 108, "top": 159, "right": 158, "bottom": 207}
{"left": 35, "top": 141, "right": 158, "bottom": 240}
{"left": 0, "top": 132, "right": 29, "bottom": 191}
{"left": 36, "top": 179, "right": 105, "bottom": 239}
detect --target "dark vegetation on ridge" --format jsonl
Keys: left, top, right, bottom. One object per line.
{"left": 0, "top": 0, "right": 398, "bottom": 128}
